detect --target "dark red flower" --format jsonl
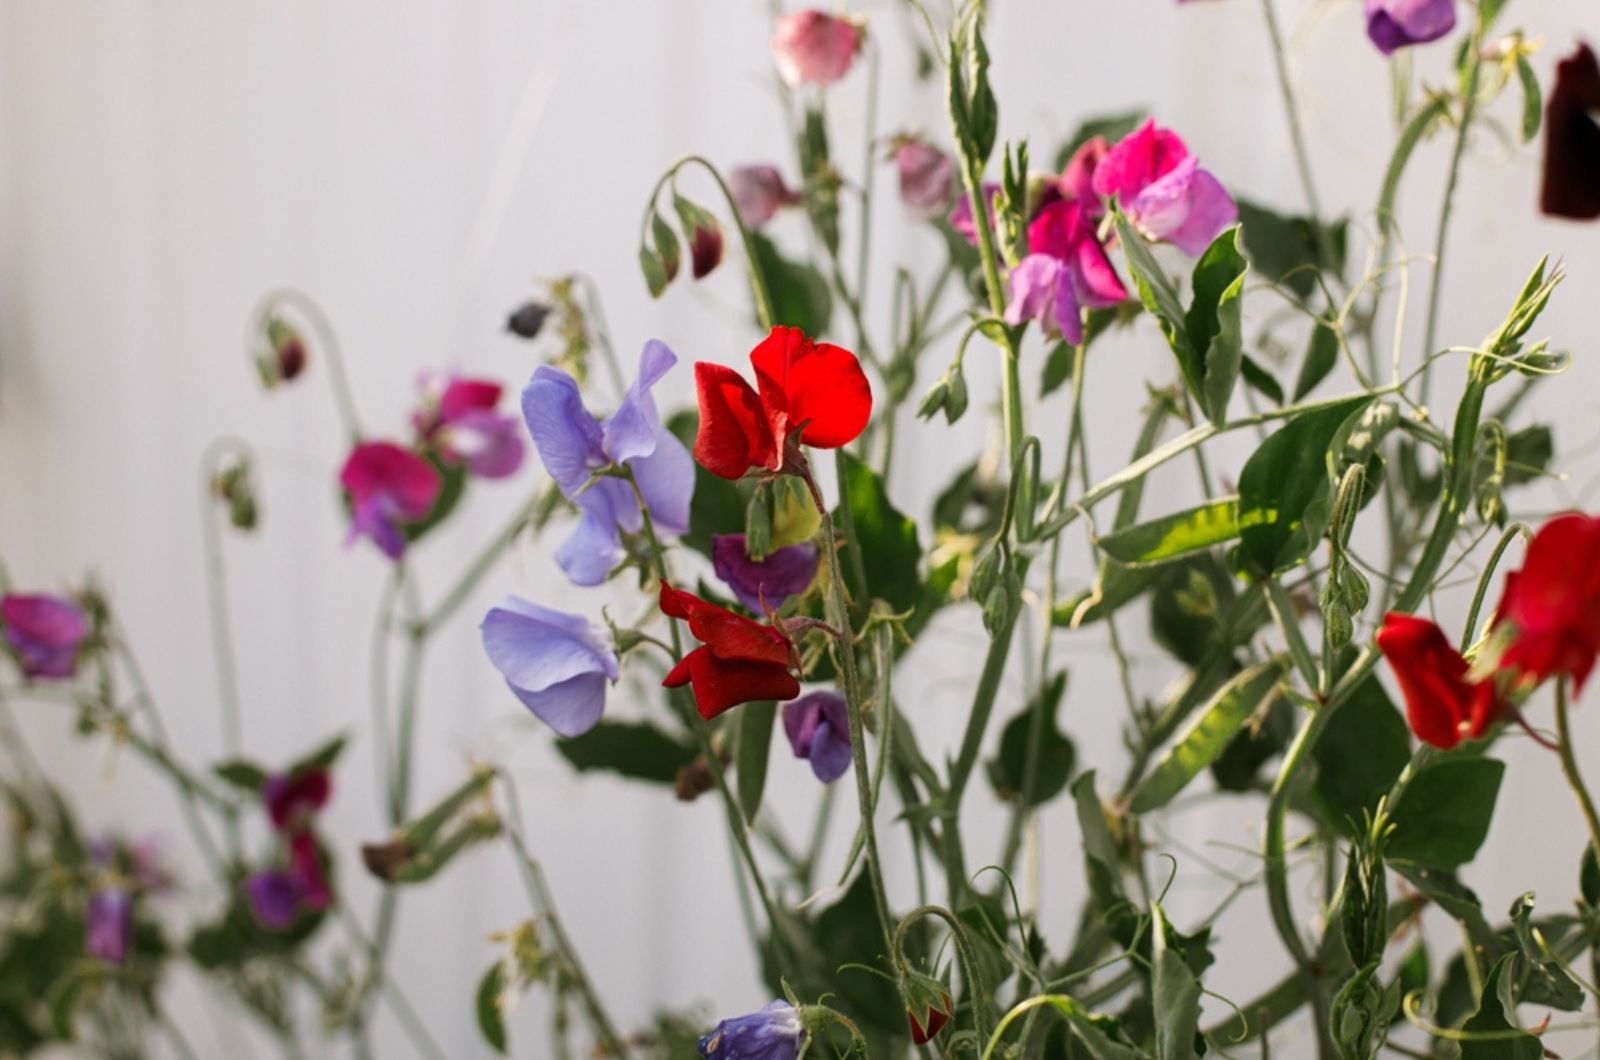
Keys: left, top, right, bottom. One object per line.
{"left": 1376, "top": 613, "right": 1500, "bottom": 749}
{"left": 659, "top": 582, "right": 800, "bottom": 720}
{"left": 689, "top": 223, "right": 725, "bottom": 280}
{"left": 286, "top": 829, "right": 332, "bottom": 911}
{"left": 1541, "top": 43, "right": 1600, "bottom": 221}
{"left": 692, "top": 326, "right": 872, "bottom": 480}
{"left": 262, "top": 768, "right": 332, "bottom": 832}
{"left": 1493, "top": 513, "right": 1600, "bottom": 694}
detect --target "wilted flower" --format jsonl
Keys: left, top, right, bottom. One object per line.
{"left": 339, "top": 441, "right": 443, "bottom": 561}
{"left": 712, "top": 534, "right": 819, "bottom": 613}
{"left": 480, "top": 596, "right": 619, "bottom": 737}
{"left": 1092, "top": 119, "right": 1237, "bottom": 257}
{"left": 1376, "top": 613, "right": 1499, "bottom": 749}
{"left": 1541, "top": 43, "right": 1600, "bottom": 221}
{"left": 699, "top": 1000, "right": 804, "bottom": 1060}
{"left": 730, "top": 165, "right": 801, "bottom": 229}
{"left": 85, "top": 887, "right": 132, "bottom": 964}
{"left": 771, "top": 10, "right": 862, "bottom": 87}
{"left": 413, "top": 372, "right": 526, "bottom": 480}
{"left": 1364, "top": 0, "right": 1456, "bottom": 55}
{"left": 660, "top": 583, "right": 800, "bottom": 720}
{"left": 782, "top": 690, "right": 852, "bottom": 782}
{"left": 523, "top": 340, "right": 695, "bottom": 586}
{"left": 892, "top": 137, "right": 956, "bottom": 220}
{"left": 1, "top": 592, "right": 89, "bottom": 680}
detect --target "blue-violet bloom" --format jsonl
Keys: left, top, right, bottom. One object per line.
{"left": 481, "top": 596, "right": 619, "bottom": 737}
{"left": 699, "top": 1000, "right": 804, "bottom": 1060}
{"left": 782, "top": 691, "right": 853, "bottom": 783}
{"left": 712, "top": 534, "right": 819, "bottom": 614}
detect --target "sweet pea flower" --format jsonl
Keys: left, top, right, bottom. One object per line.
{"left": 286, "top": 829, "right": 331, "bottom": 911}
{"left": 523, "top": 340, "right": 694, "bottom": 586}
{"left": 1492, "top": 513, "right": 1600, "bottom": 694}
{"left": 1, "top": 592, "right": 89, "bottom": 680}
{"left": 413, "top": 373, "right": 526, "bottom": 480}
{"left": 245, "top": 831, "right": 332, "bottom": 930}
{"left": 481, "top": 596, "right": 619, "bottom": 737}
{"left": 1376, "top": 613, "right": 1500, "bottom": 749}
{"left": 660, "top": 583, "right": 800, "bottom": 720}
{"left": 771, "top": 10, "right": 862, "bottom": 87}
{"left": 699, "top": 1000, "right": 805, "bottom": 1060}
{"left": 893, "top": 138, "right": 956, "bottom": 220}
{"left": 1540, "top": 43, "right": 1600, "bottom": 221}
{"left": 85, "top": 887, "right": 132, "bottom": 964}
{"left": 730, "top": 165, "right": 801, "bottom": 229}
{"left": 782, "top": 690, "right": 852, "bottom": 782}
{"left": 693, "top": 326, "right": 871, "bottom": 481}
{"left": 339, "top": 441, "right": 443, "bottom": 561}
{"left": 1005, "top": 198, "right": 1127, "bottom": 343}
{"left": 949, "top": 183, "right": 1001, "bottom": 246}
{"left": 1058, "top": 136, "right": 1111, "bottom": 212}
{"left": 263, "top": 767, "right": 332, "bottom": 833}
{"left": 712, "top": 534, "right": 819, "bottom": 613}
{"left": 1092, "top": 119, "right": 1237, "bottom": 257}
{"left": 1365, "top": 0, "right": 1456, "bottom": 56}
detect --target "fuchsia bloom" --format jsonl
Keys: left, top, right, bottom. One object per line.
{"left": 949, "top": 183, "right": 1000, "bottom": 246}
{"left": 1365, "top": 0, "right": 1456, "bottom": 55}
{"left": 1058, "top": 136, "right": 1111, "bottom": 209}
{"left": 730, "top": 165, "right": 801, "bottom": 229}
{"left": 85, "top": 888, "right": 132, "bottom": 964}
{"left": 712, "top": 534, "right": 820, "bottom": 613}
{"left": 782, "top": 690, "right": 852, "bottom": 782}
{"left": 771, "top": 10, "right": 862, "bottom": 87}
{"left": 413, "top": 373, "right": 526, "bottom": 480}
{"left": 339, "top": 441, "right": 443, "bottom": 561}
{"left": 1092, "top": 119, "right": 1237, "bottom": 257}
{"left": 893, "top": 138, "right": 956, "bottom": 220}
{"left": 1, "top": 592, "right": 89, "bottom": 680}
{"left": 1541, "top": 43, "right": 1600, "bottom": 221}
{"left": 1005, "top": 198, "right": 1128, "bottom": 344}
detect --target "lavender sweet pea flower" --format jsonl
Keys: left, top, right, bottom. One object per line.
{"left": 699, "top": 1000, "right": 804, "bottom": 1060}
{"left": 523, "top": 340, "right": 695, "bottom": 587}
{"left": 245, "top": 869, "right": 302, "bottom": 930}
{"left": 85, "top": 887, "right": 132, "bottom": 964}
{"left": 782, "top": 691, "right": 853, "bottom": 783}
{"left": 729, "top": 165, "right": 801, "bottom": 229}
{"left": 481, "top": 596, "right": 619, "bottom": 737}
{"left": 1, "top": 593, "right": 89, "bottom": 680}
{"left": 1093, "top": 119, "right": 1237, "bottom": 258}
{"left": 1005, "top": 255, "right": 1083, "bottom": 344}
{"left": 711, "top": 534, "right": 819, "bottom": 613}
{"left": 1365, "top": 0, "right": 1456, "bottom": 55}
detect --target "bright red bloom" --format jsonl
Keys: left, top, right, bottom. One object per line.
{"left": 692, "top": 326, "right": 872, "bottom": 480}
{"left": 1541, "top": 43, "right": 1600, "bottom": 221}
{"left": 659, "top": 583, "right": 800, "bottom": 720}
{"left": 1376, "top": 613, "right": 1500, "bottom": 749}
{"left": 1493, "top": 513, "right": 1600, "bottom": 694}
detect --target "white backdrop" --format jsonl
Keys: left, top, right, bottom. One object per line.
{"left": 3, "top": 1, "right": 1599, "bottom": 1057}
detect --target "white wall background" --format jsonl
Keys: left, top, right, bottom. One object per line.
{"left": 3, "top": 1, "right": 1599, "bottom": 1057}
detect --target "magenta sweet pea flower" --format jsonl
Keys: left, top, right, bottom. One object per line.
{"left": 699, "top": 1000, "right": 805, "bottom": 1060}
{"left": 481, "top": 596, "right": 619, "bottom": 737}
{"left": 1058, "top": 136, "right": 1111, "bottom": 214}
{"left": 730, "top": 166, "right": 801, "bottom": 229}
{"left": 414, "top": 373, "right": 526, "bottom": 480}
{"left": 85, "top": 887, "right": 132, "bottom": 964}
{"left": 782, "top": 691, "right": 852, "bottom": 783}
{"left": 1005, "top": 199, "right": 1127, "bottom": 343}
{"left": 1, "top": 592, "right": 89, "bottom": 680}
{"left": 522, "top": 340, "right": 694, "bottom": 586}
{"left": 339, "top": 441, "right": 443, "bottom": 561}
{"left": 949, "top": 183, "right": 1001, "bottom": 247}
{"left": 711, "top": 534, "right": 820, "bottom": 613}
{"left": 771, "top": 10, "right": 862, "bottom": 87}
{"left": 1092, "top": 119, "right": 1237, "bottom": 257}
{"left": 893, "top": 138, "right": 956, "bottom": 220}
{"left": 1365, "top": 0, "right": 1456, "bottom": 55}
{"left": 263, "top": 768, "right": 332, "bottom": 832}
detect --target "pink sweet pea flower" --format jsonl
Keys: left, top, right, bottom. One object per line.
{"left": 1092, "top": 119, "right": 1237, "bottom": 257}
{"left": 414, "top": 373, "right": 526, "bottom": 480}
{"left": 1, "top": 593, "right": 90, "bottom": 680}
{"left": 729, "top": 165, "right": 801, "bottom": 229}
{"left": 339, "top": 441, "right": 443, "bottom": 561}
{"left": 1004, "top": 199, "right": 1127, "bottom": 344}
{"left": 772, "top": 10, "right": 863, "bottom": 87}
{"left": 1058, "top": 136, "right": 1111, "bottom": 215}
{"left": 892, "top": 138, "right": 956, "bottom": 220}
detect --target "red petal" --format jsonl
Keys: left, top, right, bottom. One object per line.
{"left": 693, "top": 362, "right": 777, "bottom": 479}
{"left": 658, "top": 583, "right": 792, "bottom": 666}
{"left": 750, "top": 326, "right": 872, "bottom": 451}
{"left": 1541, "top": 44, "right": 1600, "bottom": 221}
{"left": 663, "top": 646, "right": 800, "bottom": 720}
{"left": 1377, "top": 612, "right": 1490, "bottom": 749}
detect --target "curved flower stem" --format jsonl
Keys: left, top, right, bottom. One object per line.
{"left": 253, "top": 287, "right": 364, "bottom": 443}
{"left": 388, "top": 574, "right": 428, "bottom": 824}
{"left": 198, "top": 436, "right": 249, "bottom": 857}
{"left": 1555, "top": 679, "right": 1600, "bottom": 861}
{"left": 894, "top": 904, "right": 993, "bottom": 1046}
{"left": 643, "top": 155, "right": 777, "bottom": 330}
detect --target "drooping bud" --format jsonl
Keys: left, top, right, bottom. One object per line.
{"left": 890, "top": 136, "right": 955, "bottom": 221}
{"left": 728, "top": 165, "right": 801, "bottom": 229}
{"left": 255, "top": 315, "right": 308, "bottom": 389}
{"left": 212, "top": 455, "right": 260, "bottom": 532}
{"left": 674, "top": 194, "right": 725, "bottom": 280}
{"left": 903, "top": 971, "right": 954, "bottom": 1044}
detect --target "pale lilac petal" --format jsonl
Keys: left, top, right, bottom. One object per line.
{"left": 85, "top": 888, "right": 132, "bottom": 963}
{"left": 507, "top": 671, "right": 608, "bottom": 737}
{"left": 349, "top": 498, "right": 408, "bottom": 561}
{"left": 1164, "top": 167, "right": 1238, "bottom": 257}
{"left": 895, "top": 140, "right": 956, "bottom": 220}
{"left": 782, "top": 692, "right": 852, "bottom": 785}
{"left": 481, "top": 596, "right": 618, "bottom": 691}
{"left": 711, "top": 535, "right": 820, "bottom": 613}
{"left": 603, "top": 340, "right": 676, "bottom": 464}
{"left": 554, "top": 505, "right": 629, "bottom": 587}
{"left": 629, "top": 426, "right": 695, "bottom": 536}
{"left": 522, "top": 366, "right": 604, "bottom": 495}
{"left": 442, "top": 409, "right": 526, "bottom": 479}
{"left": 1004, "top": 255, "right": 1064, "bottom": 328}
{"left": 1052, "top": 269, "right": 1085, "bottom": 346}
{"left": 1128, "top": 155, "right": 1200, "bottom": 244}
{"left": 729, "top": 165, "right": 799, "bottom": 228}
{"left": 1366, "top": 0, "right": 1456, "bottom": 54}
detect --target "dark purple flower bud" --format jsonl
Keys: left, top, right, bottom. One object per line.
{"left": 256, "top": 316, "right": 308, "bottom": 388}
{"left": 262, "top": 768, "right": 332, "bottom": 832}
{"left": 1364, "top": 0, "right": 1456, "bottom": 55}
{"left": 245, "top": 869, "right": 302, "bottom": 930}
{"left": 505, "top": 299, "right": 552, "bottom": 340}
{"left": 1, "top": 593, "right": 90, "bottom": 680}
{"left": 85, "top": 888, "right": 132, "bottom": 964}
{"left": 711, "top": 534, "right": 820, "bottom": 614}
{"left": 699, "top": 1000, "right": 804, "bottom": 1060}
{"left": 782, "top": 691, "right": 853, "bottom": 783}
{"left": 1541, "top": 43, "right": 1600, "bottom": 221}
{"left": 690, "top": 223, "right": 725, "bottom": 280}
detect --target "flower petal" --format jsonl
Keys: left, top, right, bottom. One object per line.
{"left": 630, "top": 425, "right": 696, "bottom": 536}
{"left": 712, "top": 535, "right": 820, "bottom": 612}
{"left": 522, "top": 366, "right": 605, "bottom": 495}
{"left": 662, "top": 646, "right": 800, "bottom": 720}
{"left": 659, "top": 582, "right": 794, "bottom": 667}
{"left": 749, "top": 326, "right": 872, "bottom": 452}
{"left": 481, "top": 596, "right": 617, "bottom": 694}
{"left": 1092, "top": 119, "right": 1191, "bottom": 204}
{"left": 603, "top": 340, "right": 677, "bottom": 465}
{"left": 693, "top": 361, "right": 776, "bottom": 479}
{"left": 509, "top": 671, "right": 609, "bottom": 737}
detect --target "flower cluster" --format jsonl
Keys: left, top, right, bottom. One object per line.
{"left": 245, "top": 766, "right": 335, "bottom": 929}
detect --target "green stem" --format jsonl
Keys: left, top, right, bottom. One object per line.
{"left": 894, "top": 904, "right": 993, "bottom": 1046}
{"left": 1266, "top": 578, "right": 1320, "bottom": 692}
{"left": 1555, "top": 679, "right": 1600, "bottom": 860}
{"left": 334, "top": 905, "right": 450, "bottom": 1060}
{"left": 644, "top": 156, "right": 777, "bottom": 330}
{"left": 1460, "top": 522, "right": 1530, "bottom": 651}
{"left": 1259, "top": 0, "right": 1326, "bottom": 239}
{"left": 255, "top": 287, "right": 363, "bottom": 442}
{"left": 198, "top": 436, "right": 248, "bottom": 857}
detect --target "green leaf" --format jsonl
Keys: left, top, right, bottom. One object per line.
{"left": 1151, "top": 903, "right": 1202, "bottom": 1060}
{"left": 1310, "top": 672, "right": 1410, "bottom": 832}
{"left": 1054, "top": 564, "right": 1164, "bottom": 628}
{"left": 988, "top": 672, "right": 1077, "bottom": 807}
{"left": 1240, "top": 354, "right": 1284, "bottom": 406}
{"left": 1235, "top": 396, "right": 1371, "bottom": 577}
{"left": 749, "top": 232, "right": 832, "bottom": 337}
{"left": 735, "top": 702, "right": 777, "bottom": 823}
{"left": 555, "top": 721, "right": 697, "bottom": 785}
{"left": 1516, "top": 54, "right": 1542, "bottom": 143}
{"left": 1235, "top": 198, "right": 1347, "bottom": 295}
{"left": 291, "top": 733, "right": 349, "bottom": 774}
{"left": 1459, "top": 956, "right": 1542, "bottom": 1059}
{"left": 1073, "top": 772, "right": 1135, "bottom": 946}
{"left": 1508, "top": 892, "right": 1585, "bottom": 1011}
{"left": 476, "top": 963, "right": 509, "bottom": 1055}
{"left": 1379, "top": 96, "right": 1450, "bottom": 226}
{"left": 213, "top": 759, "right": 267, "bottom": 792}
{"left": 1099, "top": 497, "right": 1240, "bottom": 568}
{"left": 1294, "top": 320, "right": 1340, "bottom": 401}
{"left": 1503, "top": 424, "right": 1553, "bottom": 487}
{"left": 1041, "top": 341, "right": 1075, "bottom": 397}
{"left": 835, "top": 452, "right": 922, "bottom": 613}
{"left": 1387, "top": 757, "right": 1505, "bottom": 868}
{"left": 1129, "top": 660, "right": 1285, "bottom": 813}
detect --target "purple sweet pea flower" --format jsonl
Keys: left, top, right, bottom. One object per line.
{"left": 481, "top": 596, "right": 619, "bottom": 737}
{"left": 711, "top": 534, "right": 819, "bottom": 614}
{"left": 893, "top": 138, "right": 956, "bottom": 221}
{"left": 523, "top": 340, "right": 695, "bottom": 587}
{"left": 1092, "top": 119, "right": 1237, "bottom": 258}
{"left": 262, "top": 768, "right": 331, "bottom": 832}
{"left": 245, "top": 868, "right": 302, "bottom": 930}
{"left": 1365, "top": 0, "right": 1456, "bottom": 55}
{"left": 339, "top": 441, "right": 443, "bottom": 561}
{"left": 729, "top": 165, "right": 801, "bottom": 229}
{"left": 1005, "top": 254, "right": 1084, "bottom": 343}
{"left": 948, "top": 183, "right": 1001, "bottom": 246}
{"left": 699, "top": 1000, "right": 805, "bottom": 1060}
{"left": 414, "top": 373, "right": 527, "bottom": 480}
{"left": 1, "top": 593, "right": 89, "bottom": 680}
{"left": 782, "top": 691, "right": 853, "bottom": 783}
{"left": 85, "top": 887, "right": 132, "bottom": 964}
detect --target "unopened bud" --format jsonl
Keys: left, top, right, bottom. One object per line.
{"left": 505, "top": 300, "right": 551, "bottom": 340}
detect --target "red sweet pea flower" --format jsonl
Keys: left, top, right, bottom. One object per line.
{"left": 692, "top": 326, "right": 872, "bottom": 480}
{"left": 1493, "top": 513, "right": 1600, "bottom": 694}
{"left": 1376, "top": 613, "right": 1500, "bottom": 749}
{"left": 659, "top": 582, "right": 800, "bottom": 720}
